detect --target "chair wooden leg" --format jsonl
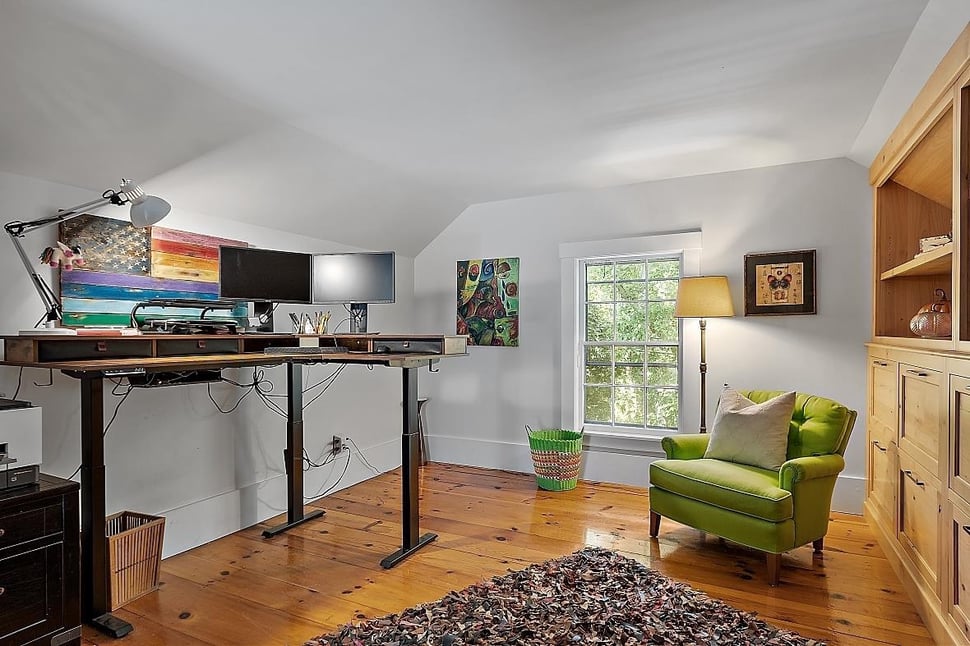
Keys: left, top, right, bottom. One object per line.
{"left": 649, "top": 510, "right": 661, "bottom": 537}
{"left": 812, "top": 538, "right": 823, "bottom": 555}
{"left": 766, "top": 552, "right": 781, "bottom": 586}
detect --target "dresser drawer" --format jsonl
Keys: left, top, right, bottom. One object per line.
{"left": 0, "top": 543, "right": 65, "bottom": 644}
{"left": 898, "top": 450, "right": 942, "bottom": 597}
{"left": 899, "top": 362, "right": 944, "bottom": 476}
{"left": 0, "top": 501, "right": 62, "bottom": 552}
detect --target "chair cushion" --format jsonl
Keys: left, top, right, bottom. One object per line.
{"left": 704, "top": 388, "right": 794, "bottom": 469}
{"left": 649, "top": 458, "right": 793, "bottom": 522}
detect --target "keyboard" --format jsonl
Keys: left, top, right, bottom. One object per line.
{"left": 263, "top": 346, "right": 348, "bottom": 355}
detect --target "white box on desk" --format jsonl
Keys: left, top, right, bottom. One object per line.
{"left": 0, "top": 406, "right": 42, "bottom": 469}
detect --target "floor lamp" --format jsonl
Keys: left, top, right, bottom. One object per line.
{"left": 4, "top": 179, "right": 171, "bottom": 327}
{"left": 674, "top": 276, "right": 734, "bottom": 433}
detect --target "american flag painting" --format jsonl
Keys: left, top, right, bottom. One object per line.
{"left": 58, "top": 215, "right": 249, "bottom": 327}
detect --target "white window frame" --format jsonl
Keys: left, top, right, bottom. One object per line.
{"left": 560, "top": 231, "right": 701, "bottom": 440}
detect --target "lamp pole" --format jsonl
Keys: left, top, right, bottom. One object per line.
{"left": 699, "top": 318, "right": 708, "bottom": 433}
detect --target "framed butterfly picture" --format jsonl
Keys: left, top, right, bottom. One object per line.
{"left": 743, "top": 249, "right": 816, "bottom": 316}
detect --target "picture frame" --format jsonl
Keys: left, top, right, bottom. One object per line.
{"left": 743, "top": 249, "right": 816, "bottom": 316}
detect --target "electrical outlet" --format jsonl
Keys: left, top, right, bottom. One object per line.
{"left": 331, "top": 435, "right": 343, "bottom": 456}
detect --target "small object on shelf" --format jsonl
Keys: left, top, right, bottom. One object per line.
{"left": 909, "top": 288, "right": 951, "bottom": 339}
{"left": 919, "top": 234, "right": 952, "bottom": 254}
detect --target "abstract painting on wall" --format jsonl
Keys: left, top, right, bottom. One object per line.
{"left": 457, "top": 257, "right": 519, "bottom": 346}
{"left": 58, "top": 214, "right": 249, "bottom": 327}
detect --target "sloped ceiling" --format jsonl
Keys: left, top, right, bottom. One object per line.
{"left": 0, "top": 1, "right": 935, "bottom": 254}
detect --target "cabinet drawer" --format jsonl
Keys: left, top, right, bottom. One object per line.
{"left": 898, "top": 450, "right": 942, "bottom": 597}
{"left": 869, "top": 356, "right": 898, "bottom": 430}
{"left": 951, "top": 375, "right": 970, "bottom": 504}
{"left": 0, "top": 502, "right": 62, "bottom": 552}
{"left": 868, "top": 434, "right": 896, "bottom": 525}
{"left": 950, "top": 497, "right": 970, "bottom": 641}
{"left": 0, "top": 543, "right": 64, "bottom": 644}
{"left": 900, "top": 363, "right": 944, "bottom": 475}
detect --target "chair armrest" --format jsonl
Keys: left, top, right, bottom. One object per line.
{"left": 660, "top": 434, "right": 709, "bottom": 460}
{"left": 779, "top": 454, "right": 845, "bottom": 491}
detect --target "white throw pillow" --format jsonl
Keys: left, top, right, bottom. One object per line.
{"left": 703, "top": 389, "right": 795, "bottom": 470}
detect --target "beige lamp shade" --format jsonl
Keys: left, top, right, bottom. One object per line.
{"left": 674, "top": 276, "right": 734, "bottom": 318}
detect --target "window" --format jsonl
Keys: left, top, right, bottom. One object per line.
{"left": 580, "top": 255, "right": 682, "bottom": 431}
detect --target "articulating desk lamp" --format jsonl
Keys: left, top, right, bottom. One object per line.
{"left": 4, "top": 179, "right": 171, "bottom": 328}
{"left": 674, "top": 276, "right": 734, "bottom": 433}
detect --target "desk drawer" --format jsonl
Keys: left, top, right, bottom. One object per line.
{"left": 155, "top": 338, "right": 240, "bottom": 357}
{"left": 37, "top": 339, "right": 153, "bottom": 362}
{"left": 373, "top": 339, "right": 442, "bottom": 354}
{"left": 0, "top": 502, "right": 62, "bottom": 552}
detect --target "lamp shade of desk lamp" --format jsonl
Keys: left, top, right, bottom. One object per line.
{"left": 674, "top": 276, "right": 734, "bottom": 433}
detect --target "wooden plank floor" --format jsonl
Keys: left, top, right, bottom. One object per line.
{"left": 82, "top": 463, "right": 931, "bottom": 645}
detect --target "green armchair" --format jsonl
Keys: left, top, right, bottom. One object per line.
{"left": 648, "top": 390, "right": 857, "bottom": 585}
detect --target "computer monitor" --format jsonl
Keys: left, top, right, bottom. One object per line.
{"left": 312, "top": 252, "right": 395, "bottom": 332}
{"left": 218, "top": 246, "right": 313, "bottom": 304}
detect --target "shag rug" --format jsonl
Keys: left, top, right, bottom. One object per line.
{"left": 307, "top": 547, "right": 822, "bottom": 645}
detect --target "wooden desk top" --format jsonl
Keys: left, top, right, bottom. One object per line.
{"left": 18, "top": 352, "right": 443, "bottom": 373}
{"left": 0, "top": 332, "right": 465, "bottom": 374}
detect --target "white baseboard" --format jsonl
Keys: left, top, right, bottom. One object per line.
{"left": 157, "top": 437, "right": 399, "bottom": 558}
{"left": 427, "top": 434, "right": 865, "bottom": 514}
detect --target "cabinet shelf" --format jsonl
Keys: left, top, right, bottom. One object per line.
{"left": 879, "top": 243, "right": 953, "bottom": 280}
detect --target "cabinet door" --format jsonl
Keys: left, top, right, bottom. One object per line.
{"left": 868, "top": 432, "right": 897, "bottom": 525}
{"left": 952, "top": 376, "right": 970, "bottom": 503}
{"left": 898, "top": 450, "right": 942, "bottom": 597}
{"left": 869, "top": 355, "right": 898, "bottom": 431}
{"left": 900, "top": 363, "right": 944, "bottom": 476}
{"left": 0, "top": 542, "right": 64, "bottom": 645}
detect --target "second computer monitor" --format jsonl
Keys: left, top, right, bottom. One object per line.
{"left": 312, "top": 252, "right": 394, "bottom": 333}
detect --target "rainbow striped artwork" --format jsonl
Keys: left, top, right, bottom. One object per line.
{"left": 58, "top": 215, "right": 249, "bottom": 327}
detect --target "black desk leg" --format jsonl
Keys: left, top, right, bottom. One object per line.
{"left": 381, "top": 366, "right": 436, "bottom": 568}
{"left": 80, "top": 376, "right": 133, "bottom": 638}
{"left": 263, "top": 362, "right": 324, "bottom": 537}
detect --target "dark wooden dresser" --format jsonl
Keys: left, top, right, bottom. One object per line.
{"left": 0, "top": 474, "right": 80, "bottom": 646}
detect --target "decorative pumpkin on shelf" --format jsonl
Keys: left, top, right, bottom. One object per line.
{"left": 910, "top": 289, "right": 951, "bottom": 338}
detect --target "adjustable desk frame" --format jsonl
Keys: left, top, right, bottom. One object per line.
{"left": 1, "top": 336, "right": 455, "bottom": 638}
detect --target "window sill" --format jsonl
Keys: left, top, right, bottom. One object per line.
{"left": 582, "top": 426, "right": 678, "bottom": 441}
{"left": 581, "top": 427, "right": 673, "bottom": 457}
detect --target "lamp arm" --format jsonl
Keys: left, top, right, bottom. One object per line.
{"left": 3, "top": 195, "right": 111, "bottom": 326}
{"left": 6, "top": 227, "right": 62, "bottom": 325}
{"left": 4, "top": 195, "right": 112, "bottom": 236}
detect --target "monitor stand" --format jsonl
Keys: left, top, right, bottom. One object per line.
{"left": 349, "top": 303, "right": 368, "bottom": 334}
{"left": 253, "top": 301, "right": 275, "bottom": 332}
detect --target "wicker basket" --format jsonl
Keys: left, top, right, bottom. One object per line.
{"left": 106, "top": 511, "right": 166, "bottom": 610}
{"left": 526, "top": 427, "right": 584, "bottom": 491}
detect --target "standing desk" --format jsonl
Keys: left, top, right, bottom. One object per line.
{"left": 0, "top": 332, "right": 465, "bottom": 638}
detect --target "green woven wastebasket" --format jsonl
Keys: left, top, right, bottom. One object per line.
{"left": 526, "top": 427, "right": 583, "bottom": 491}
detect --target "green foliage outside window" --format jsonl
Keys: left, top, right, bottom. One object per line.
{"left": 582, "top": 257, "right": 681, "bottom": 430}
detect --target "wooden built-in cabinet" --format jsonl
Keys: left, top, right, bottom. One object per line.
{"left": 865, "top": 22, "right": 970, "bottom": 646}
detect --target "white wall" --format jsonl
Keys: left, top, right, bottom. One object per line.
{"left": 0, "top": 171, "right": 422, "bottom": 556}
{"left": 414, "top": 157, "right": 872, "bottom": 513}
